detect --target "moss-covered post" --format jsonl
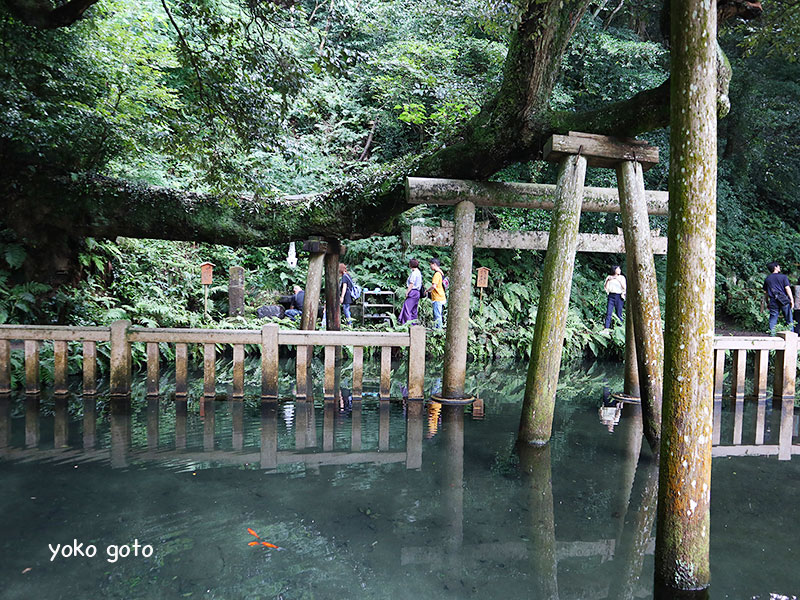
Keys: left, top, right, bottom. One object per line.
{"left": 441, "top": 200, "right": 475, "bottom": 400}
{"left": 617, "top": 160, "right": 663, "bottom": 452}
{"left": 301, "top": 248, "right": 325, "bottom": 331}
{"left": 299, "top": 243, "right": 325, "bottom": 394}
{"left": 324, "top": 239, "right": 341, "bottom": 331}
{"left": 655, "top": 0, "right": 717, "bottom": 593}
{"left": 109, "top": 319, "right": 131, "bottom": 397}
{"left": 518, "top": 154, "right": 586, "bottom": 445}
{"left": 624, "top": 291, "right": 640, "bottom": 397}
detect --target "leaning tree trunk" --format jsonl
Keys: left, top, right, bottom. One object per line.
{"left": 654, "top": 0, "right": 717, "bottom": 594}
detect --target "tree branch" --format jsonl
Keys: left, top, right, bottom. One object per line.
{"left": 3, "top": 0, "right": 99, "bottom": 28}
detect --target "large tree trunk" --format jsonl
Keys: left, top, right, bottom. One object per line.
{"left": 654, "top": 0, "right": 717, "bottom": 593}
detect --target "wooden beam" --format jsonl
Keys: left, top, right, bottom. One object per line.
{"left": 543, "top": 131, "right": 659, "bottom": 171}
{"left": 406, "top": 177, "right": 668, "bottom": 215}
{"left": 411, "top": 225, "right": 668, "bottom": 254}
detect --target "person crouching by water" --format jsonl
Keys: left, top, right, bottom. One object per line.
{"left": 285, "top": 285, "right": 304, "bottom": 321}
{"left": 426, "top": 258, "right": 446, "bottom": 329}
{"left": 339, "top": 263, "right": 355, "bottom": 325}
{"left": 763, "top": 261, "right": 794, "bottom": 335}
{"left": 603, "top": 265, "right": 626, "bottom": 329}
{"left": 399, "top": 259, "right": 423, "bottom": 324}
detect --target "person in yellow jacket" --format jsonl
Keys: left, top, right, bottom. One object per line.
{"left": 426, "top": 258, "right": 447, "bottom": 329}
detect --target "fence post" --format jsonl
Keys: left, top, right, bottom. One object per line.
{"left": 175, "top": 343, "right": 188, "bottom": 398}
{"left": 753, "top": 349, "right": 769, "bottom": 400}
{"left": 83, "top": 341, "right": 97, "bottom": 396}
{"left": 380, "top": 346, "right": 392, "bottom": 398}
{"left": 24, "top": 340, "right": 40, "bottom": 394}
{"left": 712, "top": 348, "right": 725, "bottom": 400}
{"left": 53, "top": 341, "right": 69, "bottom": 395}
{"left": 324, "top": 345, "right": 336, "bottom": 399}
{"left": 730, "top": 348, "right": 746, "bottom": 400}
{"left": 0, "top": 339, "right": 10, "bottom": 393}
{"left": 146, "top": 342, "right": 160, "bottom": 397}
{"left": 232, "top": 344, "right": 245, "bottom": 398}
{"left": 408, "top": 326, "right": 426, "bottom": 400}
{"left": 109, "top": 320, "right": 132, "bottom": 397}
{"left": 261, "top": 324, "right": 279, "bottom": 399}
{"left": 204, "top": 343, "right": 216, "bottom": 398}
{"left": 773, "top": 331, "right": 797, "bottom": 400}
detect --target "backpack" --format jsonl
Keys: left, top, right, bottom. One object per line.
{"left": 442, "top": 276, "right": 449, "bottom": 291}
{"left": 349, "top": 275, "right": 362, "bottom": 301}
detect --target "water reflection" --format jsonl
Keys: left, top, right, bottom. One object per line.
{"left": 14, "top": 395, "right": 423, "bottom": 473}
{"left": 0, "top": 364, "right": 798, "bottom": 599}
{"left": 518, "top": 443, "right": 558, "bottom": 600}
{"left": 711, "top": 395, "right": 796, "bottom": 460}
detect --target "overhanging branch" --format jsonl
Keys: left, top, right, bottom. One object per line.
{"left": 3, "top": 0, "right": 100, "bottom": 28}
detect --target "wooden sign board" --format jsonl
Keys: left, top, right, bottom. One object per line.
{"left": 200, "top": 262, "right": 215, "bottom": 285}
{"left": 476, "top": 267, "right": 490, "bottom": 288}
{"left": 472, "top": 398, "right": 485, "bottom": 420}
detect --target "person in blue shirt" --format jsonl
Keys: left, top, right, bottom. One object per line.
{"left": 763, "top": 261, "right": 794, "bottom": 335}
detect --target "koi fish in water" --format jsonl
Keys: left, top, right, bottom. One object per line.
{"left": 247, "top": 528, "right": 284, "bottom": 551}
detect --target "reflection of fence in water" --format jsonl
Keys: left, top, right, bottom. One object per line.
{"left": 0, "top": 395, "right": 424, "bottom": 472}
{"left": 0, "top": 322, "right": 426, "bottom": 401}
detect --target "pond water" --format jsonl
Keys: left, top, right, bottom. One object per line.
{"left": 0, "top": 360, "right": 799, "bottom": 599}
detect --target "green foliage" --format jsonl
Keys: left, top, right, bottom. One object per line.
{"left": 3, "top": 0, "right": 800, "bottom": 359}
{"left": 555, "top": 16, "right": 668, "bottom": 112}
{"left": 0, "top": 273, "right": 50, "bottom": 324}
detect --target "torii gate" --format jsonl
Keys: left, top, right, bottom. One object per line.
{"left": 406, "top": 131, "right": 665, "bottom": 448}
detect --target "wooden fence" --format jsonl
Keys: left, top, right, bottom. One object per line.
{"left": 712, "top": 331, "right": 797, "bottom": 401}
{"left": 712, "top": 331, "right": 797, "bottom": 461}
{"left": 0, "top": 321, "right": 426, "bottom": 400}
{"left": 2, "top": 324, "right": 798, "bottom": 405}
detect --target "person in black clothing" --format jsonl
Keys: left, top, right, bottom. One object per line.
{"left": 763, "top": 261, "right": 794, "bottom": 335}
{"left": 285, "top": 285, "right": 304, "bottom": 321}
{"left": 339, "top": 263, "right": 354, "bottom": 325}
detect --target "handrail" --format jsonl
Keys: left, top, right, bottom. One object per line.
{"left": 0, "top": 322, "right": 426, "bottom": 401}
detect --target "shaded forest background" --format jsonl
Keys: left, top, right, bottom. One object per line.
{"left": 2, "top": 0, "right": 800, "bottom": 365}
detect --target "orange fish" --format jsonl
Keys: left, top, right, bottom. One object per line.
{"left": 247, "top": 541, "right": 259, "bottom": 546}
{"left": 247, "top": 528, "right": 261, "bottom": 539}
{"left": 260, "top": 542, "right": 279, "bottom": 549}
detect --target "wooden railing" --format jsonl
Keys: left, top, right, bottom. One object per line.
{"left": 0, "top": 321, "right": 426, "bottom": 400}
{"left": 712, "top": 331, "right": 797, "bottom": 401}
{"left": 712, "top": 331, "right": 797, "bottom": 461}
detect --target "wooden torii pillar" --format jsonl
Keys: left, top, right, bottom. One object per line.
{"left": 407, "top": 134, "right": 666, "bottom": 416}
{"left": 297, "top": 237, "right": 341, "bottom": 398}
{"left": 522, "top": 132, "right": 664, "bottom": 447}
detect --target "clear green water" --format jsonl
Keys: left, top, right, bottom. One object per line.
{"left": 0, "top": 360, "right": 798, "bottom": 599}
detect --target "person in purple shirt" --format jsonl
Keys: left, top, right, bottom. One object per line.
{"left": 763, "top": 261, "right": 794, "bottom": 335}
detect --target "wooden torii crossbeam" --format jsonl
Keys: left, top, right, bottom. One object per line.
{"left": 406, "top": 177, "right": 668, "bottom": 214}
{"left": 410, "top": 220, "right": 668, "bottom": 255}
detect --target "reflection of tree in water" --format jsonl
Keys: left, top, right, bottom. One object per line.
{"left": 518, "top": 442, "right": 558, "bottom": 600}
